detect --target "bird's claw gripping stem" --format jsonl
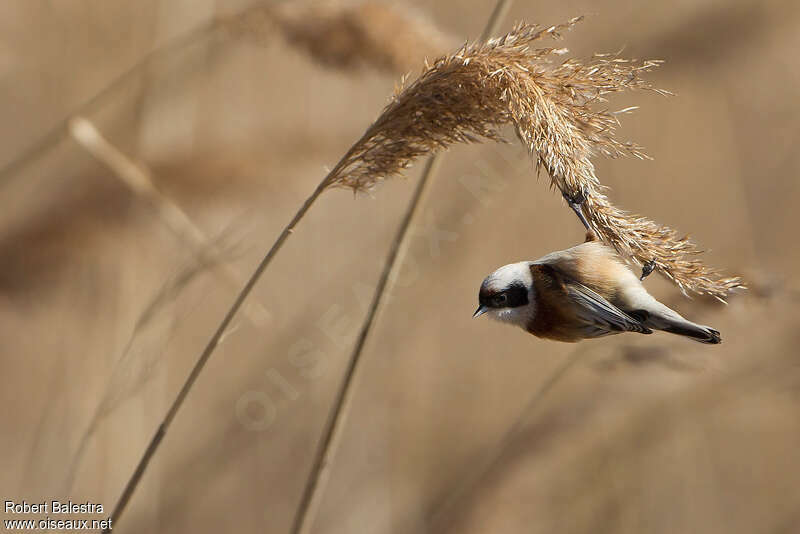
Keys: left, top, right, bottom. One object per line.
{"left": 563, "top": 189, "right": 591, "bottom": 231}
{"left": 640, "top": 260, "right": 656, "bottom": 280}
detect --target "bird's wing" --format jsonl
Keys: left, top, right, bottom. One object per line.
{"left": 563, "top": 280, "right": 653, "bottom": 335}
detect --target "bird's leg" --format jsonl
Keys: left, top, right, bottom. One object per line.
{"left": 563, "top": 189, "right": 591, "bottom": 231}
{"left": 640, "top": 260, "right": 656, "bottom": 281}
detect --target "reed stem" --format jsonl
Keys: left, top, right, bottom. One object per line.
{"left": 288, "top": 155, "right": 441, "bottom": 534}
{"left": 101, "top": 175, "right": 329, "bottom": 533}
{"left": 288, "top": 3, "right": 513, "bottom": 533}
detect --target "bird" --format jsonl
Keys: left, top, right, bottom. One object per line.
{"left": 473, "top": 237, "right": 721, "bottom": 344}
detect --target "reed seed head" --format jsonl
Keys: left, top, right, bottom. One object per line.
{"left": 322, "top": 18, "right": 743, "bottom": 300}
{"left": 226, "top": 1, "right": 455, "bottom": 74}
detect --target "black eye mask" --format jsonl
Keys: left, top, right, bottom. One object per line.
{"left": 480, "top": 281, "right": 529, "bottom": 308}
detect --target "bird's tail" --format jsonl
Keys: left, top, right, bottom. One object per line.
{"left": 633, "top": 306, "right": 722, "bottom": 344}
{"left": 660, "top": 320, "right": 721, "bottom": 344}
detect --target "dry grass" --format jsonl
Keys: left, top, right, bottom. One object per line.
{"left": 0, "top": 1, "right": 451, "bottom": 188}
{"left": 318, "top": 19, "right": 741, "bottom": 299}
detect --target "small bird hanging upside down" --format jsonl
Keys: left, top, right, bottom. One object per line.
{"left": 474, "top": 236, "right": 721, "bottom": 344}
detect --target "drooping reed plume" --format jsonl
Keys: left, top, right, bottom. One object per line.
{"left": 318, "top": 18, "right": 742, "bottom": 299}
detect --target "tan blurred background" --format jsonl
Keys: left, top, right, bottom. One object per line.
{"left": 1, "top": 0, "right": 799, "bottom": 533}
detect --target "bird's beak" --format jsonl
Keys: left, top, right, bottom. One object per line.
{"left": 473, "top": 305, "right": 489, "bottom": 318}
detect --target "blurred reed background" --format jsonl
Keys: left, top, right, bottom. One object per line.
{"left": 1, "top": 1, "right": 799, "bottom": 533}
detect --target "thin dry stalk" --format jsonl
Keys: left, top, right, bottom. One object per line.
{"left": 289, "top": 156, "right": 445, "bottom": 534}
{"left": 100, "top": 178, "right": 328, "bottom": 534}
{"left": 288, "top": 3, "right": 514, "bottom": 533}
{"left": 68, "top": 117, "right": 270, "bottom": 325}
{"left": 60, "top": 260, "right": 208, "bottom": 496}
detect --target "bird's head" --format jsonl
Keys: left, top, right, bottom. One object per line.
{"left": 474, "top": 262, "right": 534, "bottom": 327}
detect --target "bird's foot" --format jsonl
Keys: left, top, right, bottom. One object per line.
{"left": 562, "top": 189, "right": 591, "bottom": 231}
{"left": 640, "top": 260, "right": 656, "bottom": 280}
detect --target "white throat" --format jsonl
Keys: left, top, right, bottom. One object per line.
{"left": 487, "top": 293, "right": 536, "bottom": 329}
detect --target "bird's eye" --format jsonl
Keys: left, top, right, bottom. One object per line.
{"left": 494, "top": 294, "right": 508, "bottom": 306}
